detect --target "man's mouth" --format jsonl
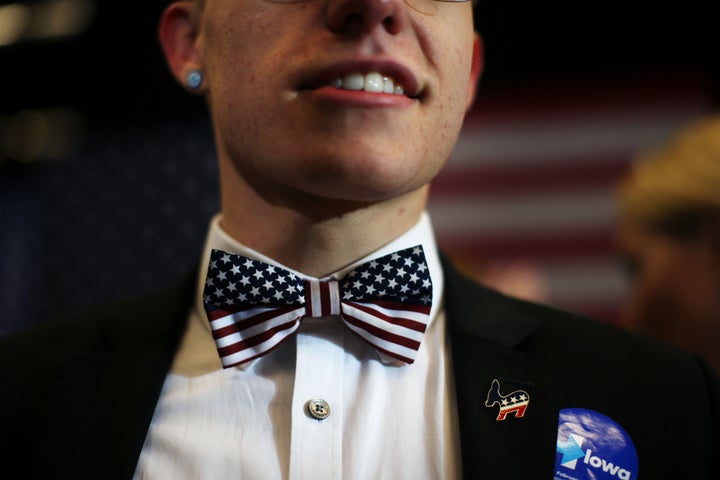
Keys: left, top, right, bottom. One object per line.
{"left": 329, "top": 72, "right": 405, "bottom": 96}
{"left": 299, "top": 62, "right": 420, "bottom": 100}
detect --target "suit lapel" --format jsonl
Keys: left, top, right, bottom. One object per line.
{"left": 442, "top": 257, "right": 561, "bottom": 478}
{"left": 35, "top": 273, "right": 195, "bottom": 479}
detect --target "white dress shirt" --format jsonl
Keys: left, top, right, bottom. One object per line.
{"left": 133, "top": 213, "right": 461, "bottom": 479}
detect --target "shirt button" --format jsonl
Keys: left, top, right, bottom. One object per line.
{"left": 306, "top": 399, "right": 331, "bottom": 420}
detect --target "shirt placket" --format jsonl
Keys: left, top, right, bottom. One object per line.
{"left": 289, "top": 316, "right": 344, "bottom": 480}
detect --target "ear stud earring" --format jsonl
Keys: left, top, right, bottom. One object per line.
{"left": 187, "top": 70, "right": 203, "bottom": 89}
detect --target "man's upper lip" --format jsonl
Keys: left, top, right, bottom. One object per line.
{"left": 299, "top": 59, "right": 421, "bottom": 98}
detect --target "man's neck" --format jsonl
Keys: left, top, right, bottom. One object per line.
{"left": 219, "top": 174, "right": 428, "bottom": 278}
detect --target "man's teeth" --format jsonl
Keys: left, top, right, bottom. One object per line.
{"left": 334, "top": 72, "right": 405, "bottom": 95}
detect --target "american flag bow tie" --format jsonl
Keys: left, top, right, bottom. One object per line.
{"left": 203, "top": 245, "right": 433, "bottom": 367}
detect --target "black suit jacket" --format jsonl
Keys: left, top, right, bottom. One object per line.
{"left": 1, "top": 258, "right": 718, "bottom": 479}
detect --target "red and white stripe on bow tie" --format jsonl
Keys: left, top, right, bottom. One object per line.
{"left": 203, "top": 246, "right": 433, "bottom": 367}
{"left": 340, "top": 299, "right": 430, "bottom": 364}
{"left": 207, "top": 304, "right": 305, "bottom": 366}
{"left": 304, "top": 279, "right": 341, "bottom": 317}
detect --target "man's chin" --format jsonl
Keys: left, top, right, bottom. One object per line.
{"left": 268, "top": 181, "right": 429, "bottom": 220}
{"left": 302, "top": 176, "right": 430, "bottom": 204}
{"left": 297, "top": 157, "right": 441, "bottom": 200}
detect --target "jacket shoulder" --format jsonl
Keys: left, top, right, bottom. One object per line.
{"left": 0, "top": 271, "right": 195, "bottom": 360}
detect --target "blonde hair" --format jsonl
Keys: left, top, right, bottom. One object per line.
{"left": 618, "top": 114, "right": 720, "bottom": 236}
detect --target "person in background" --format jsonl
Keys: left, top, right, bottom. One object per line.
{"left": 617, "top": 114, "right": 720, "bottom": 373}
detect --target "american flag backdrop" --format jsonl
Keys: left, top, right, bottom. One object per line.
{"left": 429, "top": 75, "right": 713, "bottom": 323}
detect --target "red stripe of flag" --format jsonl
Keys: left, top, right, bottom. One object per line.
{"left": 346, "top": 301, "right": 429, "bottom": 332}
{"left": 320, "top": 281, "right": 331, "bottom": 316}
{"left": 362, "top": 299, "right": 432, "bottom": 315}
{"left": 217, "top": 319, "right": 299, "bottom": 357}
{"left": 211, "top": 306, "right": 300, "bottom": 339}
{"left": 303, "top": 280, "right": 314, "bottom": 316}
{"left": 342, "top": 313, "right": 421, "bottom": 351}
{"left": 432, "top": 157, "right": 631, "bottom": 196}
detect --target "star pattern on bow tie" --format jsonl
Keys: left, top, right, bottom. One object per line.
{"left": 204, "top": 245, "right": 432, "bottom": 309}
{"left": 203, "top": 245, "right": 433, "bottom": 367}
{"left": 204, "top": 254, "right": 305, "bottom": 307}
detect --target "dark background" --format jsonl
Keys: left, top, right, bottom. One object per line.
{"left": 1, "top": 0, "right": 718, "bottom": 334}
{"left": 1, "top": 1, "right": 717, "bottom": 123}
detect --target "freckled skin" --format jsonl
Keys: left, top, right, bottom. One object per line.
{"left": 160, "top": 0, "right": 480, "bottom": 274}
{"left": 197, "top": 0, "right": 477, "bottom": 204}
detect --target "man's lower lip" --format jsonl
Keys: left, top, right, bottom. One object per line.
{"left": 302, "top": 86, "right": 416, "bottom": 107}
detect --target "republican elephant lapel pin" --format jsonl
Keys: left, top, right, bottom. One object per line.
{"left": 485, "top": 378, "right": 530, "bottom": 421}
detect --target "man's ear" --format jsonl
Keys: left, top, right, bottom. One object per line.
{"left": 158, "top": 2, "right": 205, "bottom": 93}
{"left": 465, "top": 33, "right": 483, "bottom": 112}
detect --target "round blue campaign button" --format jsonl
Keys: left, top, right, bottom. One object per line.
{"left": 554, "top": 408, "right": 638, "bottom": 480}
